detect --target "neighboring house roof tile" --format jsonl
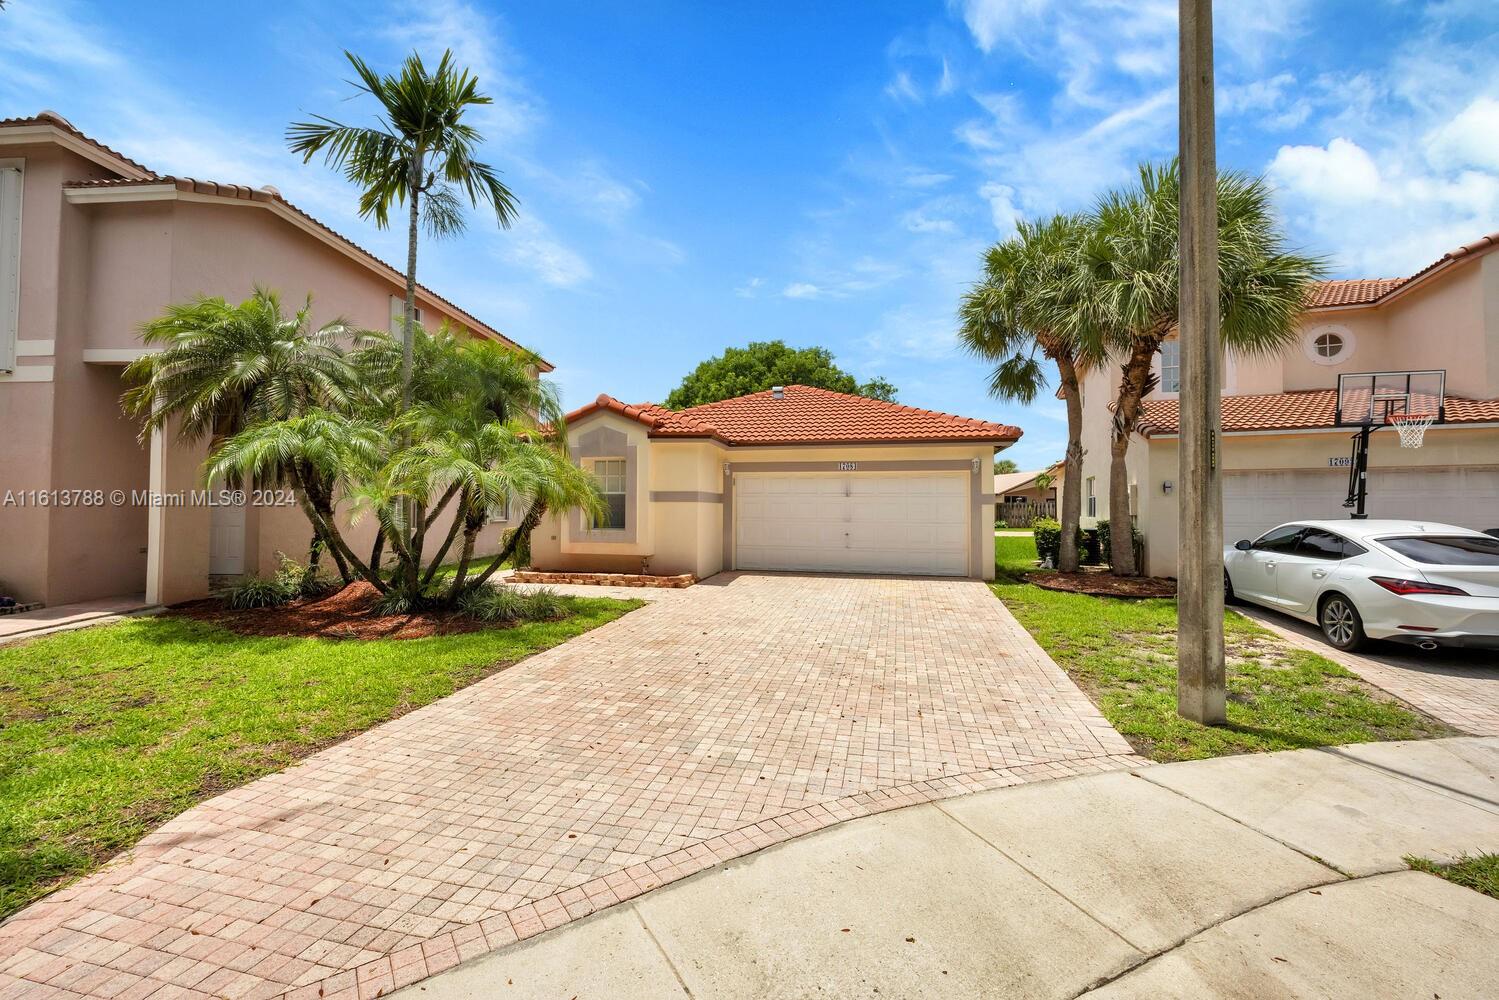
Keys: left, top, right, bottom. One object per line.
{"left": 1137, "top": 389, "right": 1499, "bottom": 436}
{"left": 1307, "top": 227, "right": 1499, "bottom": 311}
{"left": 3, "top": 113, "right": 541, "bottom": 366}
{"left": 0, "top": 111, "right": 157, "bottom": 177}
{"left": 1306, "top": 278, "right": 1406, "bottom": 308}
{"left": 565, "top": 385, "right": 1022, "bottom": 447}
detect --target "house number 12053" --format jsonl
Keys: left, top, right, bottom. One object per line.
{"left": 837, "top": 462, "right": 858, "bottom": 471}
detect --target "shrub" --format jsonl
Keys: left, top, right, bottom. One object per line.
{"left": 521, "top": 587, "right": 567, "bottom": 621}
{"left": 275, "top": 552, "right": 335, "bottom": 599}
{"left": 225, "top": 576, "right": 294, "bottom": 610}
{"left": 1033, "top": 518, "right": 1087, "bottom": 568}
{"left": 457, "top": 584, "right": 527, "bottom": 623}
{"left": 370, "top": 590, "right": 417, "bottom": 617}
{"left": 1096, "top": 519, "right": 1144, "bottom": 568}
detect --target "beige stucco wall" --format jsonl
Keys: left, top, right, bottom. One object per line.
{"left": 533, "top": 430, "right": 998, "bottom": 580}
{"left": 0, "top": 140, "right": 516, "bottom": 605}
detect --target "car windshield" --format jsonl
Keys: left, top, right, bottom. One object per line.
{"left": 1380, "top": 535, "right": 1499, "bottom": 566}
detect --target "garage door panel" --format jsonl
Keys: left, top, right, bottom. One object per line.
{"left": 1223, "top": 468, "right": 1499, "bottom": 542}
{"left": 735, "top": 472, "right": 969, "bottom": 577}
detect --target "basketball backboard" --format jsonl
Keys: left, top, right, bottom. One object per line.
{"left": 1334, "top": 370, "right": 1446, "bottom": 427}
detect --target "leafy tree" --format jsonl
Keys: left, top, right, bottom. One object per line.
{"left": 665, "top": 340, "right": 896, "bottom": 408}
{"left": 993, "top": 458, "right": 1019, "bottom": 475}
{"left": 960, "top": 215, "right": 1101, "bottom": 573}
{"left": 1079, "top": 161, "right": 1324, "bottom": 575}
{"left": 288, "top": 50, "right": 519, "bottom": 409}
{"left": 122, "top": 289, "right": 360, "bottom": 579}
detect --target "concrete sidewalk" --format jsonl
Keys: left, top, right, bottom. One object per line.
{"left": 395, "top": 737, "right": 1499, "bottom": 1000}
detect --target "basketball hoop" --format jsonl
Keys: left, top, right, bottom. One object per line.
{"left": 1390, "top": 411, "right": 1436, "bottom": 449}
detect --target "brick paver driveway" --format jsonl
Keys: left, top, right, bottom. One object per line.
{"left": 0, "top": 573, "right": 1136, "bottom": 1000}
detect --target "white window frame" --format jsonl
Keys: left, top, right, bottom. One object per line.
{"left": 587, "top": 457, "right": 628, "bottom": 531}
{"left": 488, "top": 496, "right": 511, "bottom": 523}
{"left": 389, "top": 294, "right": 424, "bottom": 336}
{"left": 1302, "top": 323, "right": 1355, "bottom": 366}
{"left": 1158, "top": 339, "right": 1180, "bottom": 394}
{"left": 0, "top": 161, "right": 23, "bottom": 374}
{"left": 1085, "top": 476, "right": 1097, "bottom": 518}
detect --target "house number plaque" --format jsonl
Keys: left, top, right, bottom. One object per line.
{"left": 837, "top": 462, "right": 858, "bottom": 471}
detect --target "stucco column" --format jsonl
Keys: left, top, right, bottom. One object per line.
{"left": 144, "top": 419, "right": 212, "bottom": 606}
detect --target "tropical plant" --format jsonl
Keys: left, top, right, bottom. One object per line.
{"left": 1079, "top": 161, "right": 1324, "bottom": 575}
{"left": 959, "top": 214, "right": 1099, "bottom": 573}
{"left": 201, "top": 328, "right": 600, "bottom": 611}
{"left": 288, "top": 49, "right": 520, "bottom": 408}
{"left": 665, "top": 340, "right": 897, "bottom": 408}
{"left": 993, "top": 458, "right": 1019, "bottom": 475}
{"left": 122, "top": 288, "right": 360, "bottom": 579}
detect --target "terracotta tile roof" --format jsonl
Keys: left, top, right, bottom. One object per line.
{"left": 1307, "top": 278, "right": 1406, "bottom": 308}
{"left": 1137, "top": 389, "right": 1499, "bottom": 436}
{"left": 0, "top": 111, "right": 156, "bottom": 177}
{"left": 566, "top": 385, "right": 1021, "bottom": 447}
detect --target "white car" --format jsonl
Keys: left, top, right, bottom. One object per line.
{"left": 1223, "top": 520, "right": 1499, "bottom": 653}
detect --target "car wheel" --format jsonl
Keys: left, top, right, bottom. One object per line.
{"left": 1223, "top": 569, "right": 1239, "bottom": 605}
{"left": 1319, "top": 594, "right": 1367, "bottom": 652}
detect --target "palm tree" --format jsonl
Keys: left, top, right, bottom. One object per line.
{"left": 122, "top": 288, "right": 360, "bottom": 579}
{"left": 288, "top": 49, "right": 520, "bottom": 407}
{"left": 960, "top": 215, "right": 1099, "bottom": 573}
{"left": 1082, "top": 161, "right": 1324, "bottom": 575}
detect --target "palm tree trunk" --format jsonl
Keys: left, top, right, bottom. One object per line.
{"left": 444, "top": 512, "right": 485, "bottom": 604}
{"left": 422, "top": 487, "right": 470, "bottom": 588}
{"left": 1056, "top": 353, "right": 1085, "bottom": 574}
{"left": 1107, "top": 338, "right": 1161, "bottom": 576}
{"left": 466, "top": 501, "right": 547, "bottom": 592}
{"left": 401, "top": 150, "right": 424, "bottom": 411}
{"left": 288, "top": 467, "right": 384, "bottom": 591}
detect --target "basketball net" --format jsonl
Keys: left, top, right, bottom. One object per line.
{"left": 1390, "top": 412, "right": 1436, "bottom": 449}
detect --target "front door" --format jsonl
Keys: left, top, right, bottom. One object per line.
{"left": 209, "top": 495, "right": 246, "bottom": 575}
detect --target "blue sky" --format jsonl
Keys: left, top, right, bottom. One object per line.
{"left": 4, "top": 0, "right": 1498, "bottom": 468}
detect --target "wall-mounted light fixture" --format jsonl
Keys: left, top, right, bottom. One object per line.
{"left": 1162, "top": 480, "right": 1175, "bottom": 495}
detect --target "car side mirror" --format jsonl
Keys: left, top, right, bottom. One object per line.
{"left": 1234, "top": 539, "right": 1253, "bottom": 551}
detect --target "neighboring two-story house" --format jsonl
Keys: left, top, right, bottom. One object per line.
{"left": 1068, "top": 229, "right": 1499, "bottom": 578}
{"left": 0, "top": 112, "right": 541, "bottom": 608}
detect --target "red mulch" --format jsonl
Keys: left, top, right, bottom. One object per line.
{"left": 170, "top": 582, "right": 497, "bottom": 640}
{"left": 1027, "top": 568, "right": 1178, "bottom": 599}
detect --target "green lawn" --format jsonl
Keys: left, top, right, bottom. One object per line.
{"left": 991, "top": 535, "right": 1453, "bottom": 762}
{"left": 1407, "top": 854, "right": 1499, "bottom": 900}
{"left": 0, "top": 596, "right": 641, "bottom": 919}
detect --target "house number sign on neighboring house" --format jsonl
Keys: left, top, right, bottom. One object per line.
{"left": 1328, "top": 456, "right": 1353, "bottom": 467}
{"left": 838, "top": 462, "right": 858, "bottom": 471}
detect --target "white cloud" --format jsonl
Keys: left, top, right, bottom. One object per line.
{"left": 735, "top": 277, "right": 765, "bottom": 298}
{"left": 1426, "top": 96, "right": 1499, "bottom": 171}
{"left": 783, "top": 282, "right": 822, "bottom": 299}
{"left": 902, "top": 209, "right": 958, "bottom": 234}
{"left": 1267, "top": 137, "right": 1384, "bottom": 204}
{"left": 978, "top": 182, "right": 1021, "bottom": 239}
{"left": 885, "top": 71, "right": 922, "bottom": 103}
{"left": 937, "top": 59, "right": 957, "bottom": 96}
{"left": 500, "top": 217, "right": 592, "bottom": 288}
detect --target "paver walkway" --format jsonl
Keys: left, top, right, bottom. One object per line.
{"left": 1237, "top": 605, "right": 1499, "bottom": 736}
{"left": 0, "top": 573, "right": 1137, "bottom": 1000}
{"left": 394, "top": 737, "right": 1499, "bottom": 1000}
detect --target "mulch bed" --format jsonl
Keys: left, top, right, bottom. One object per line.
{"left": 1027, "top": 567, "right": 1178, "bottom": 599}
{"left": 170, "top": 582, "right": 498, "bottom": 640}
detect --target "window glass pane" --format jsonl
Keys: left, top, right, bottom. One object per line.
{"left": 590, "top": 459, "right": 627, "bottom": 529}
{"left": 1159, "top": 340, "right": 1180, "bottom": 392}
{"left": 1381, "top": 535, "right": 1499, "bottom": 566}
{"left": 1253, "top": 525, "right": 1302, "bottom": 552}
{"left": 1296, "top": 529, "right": 1347, "bottom": 560}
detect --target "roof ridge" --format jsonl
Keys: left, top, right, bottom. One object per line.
{"left": 1, "top": 112, "right": 157, "bottom": 177}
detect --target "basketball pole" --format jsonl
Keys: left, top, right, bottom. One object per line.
{"left": 1177, "top": 0, "right": 1227, "bottom": 724}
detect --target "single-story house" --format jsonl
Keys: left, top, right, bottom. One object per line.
{"left": 994, "top": 465, "right": 1059, "bottom": 505}
{"left": 532, "top": 385, "right": 1022, "bottom": 581}
{"left": 1066, "top": 228, "right": 1499, "bottom": 578}
{"left": 0, "top": 111, "right": 540, "bottom": 607}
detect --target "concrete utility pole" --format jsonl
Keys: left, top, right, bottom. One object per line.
{"left": 1176, "top": 0, "right": 1227, "bottom": 724}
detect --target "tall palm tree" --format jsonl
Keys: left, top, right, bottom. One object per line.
{"left": 122, "top": 289, "right": 361, "bottom": 579}
{"left": 1082, "top": 161, "right": 1324, "bottom": 575}
{"left": 959, "top": 214, "right": 1098, "bottom": 573}
{"left": 288, "top": 49, "right": 520, "bottom": 407}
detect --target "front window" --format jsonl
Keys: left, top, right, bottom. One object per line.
{"left": 1159, "top": 340, "right": 1180, "bottom": 393}
{"left": 589, "top": 458, "right": 627, "bottom": 530}
{"left": 1085, "top": 477, "right": 1097, "bottom": 518}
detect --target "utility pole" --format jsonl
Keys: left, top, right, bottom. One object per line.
{"left": 1177, "top": 0, "right": 1226, "bottom": 724}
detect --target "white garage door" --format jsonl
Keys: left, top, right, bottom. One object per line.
{"left": 734, "top": 473, "right": 969, "bottom": 576}
{"left": 1223, "top": 468, "right": 1499, "bottom": 544}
